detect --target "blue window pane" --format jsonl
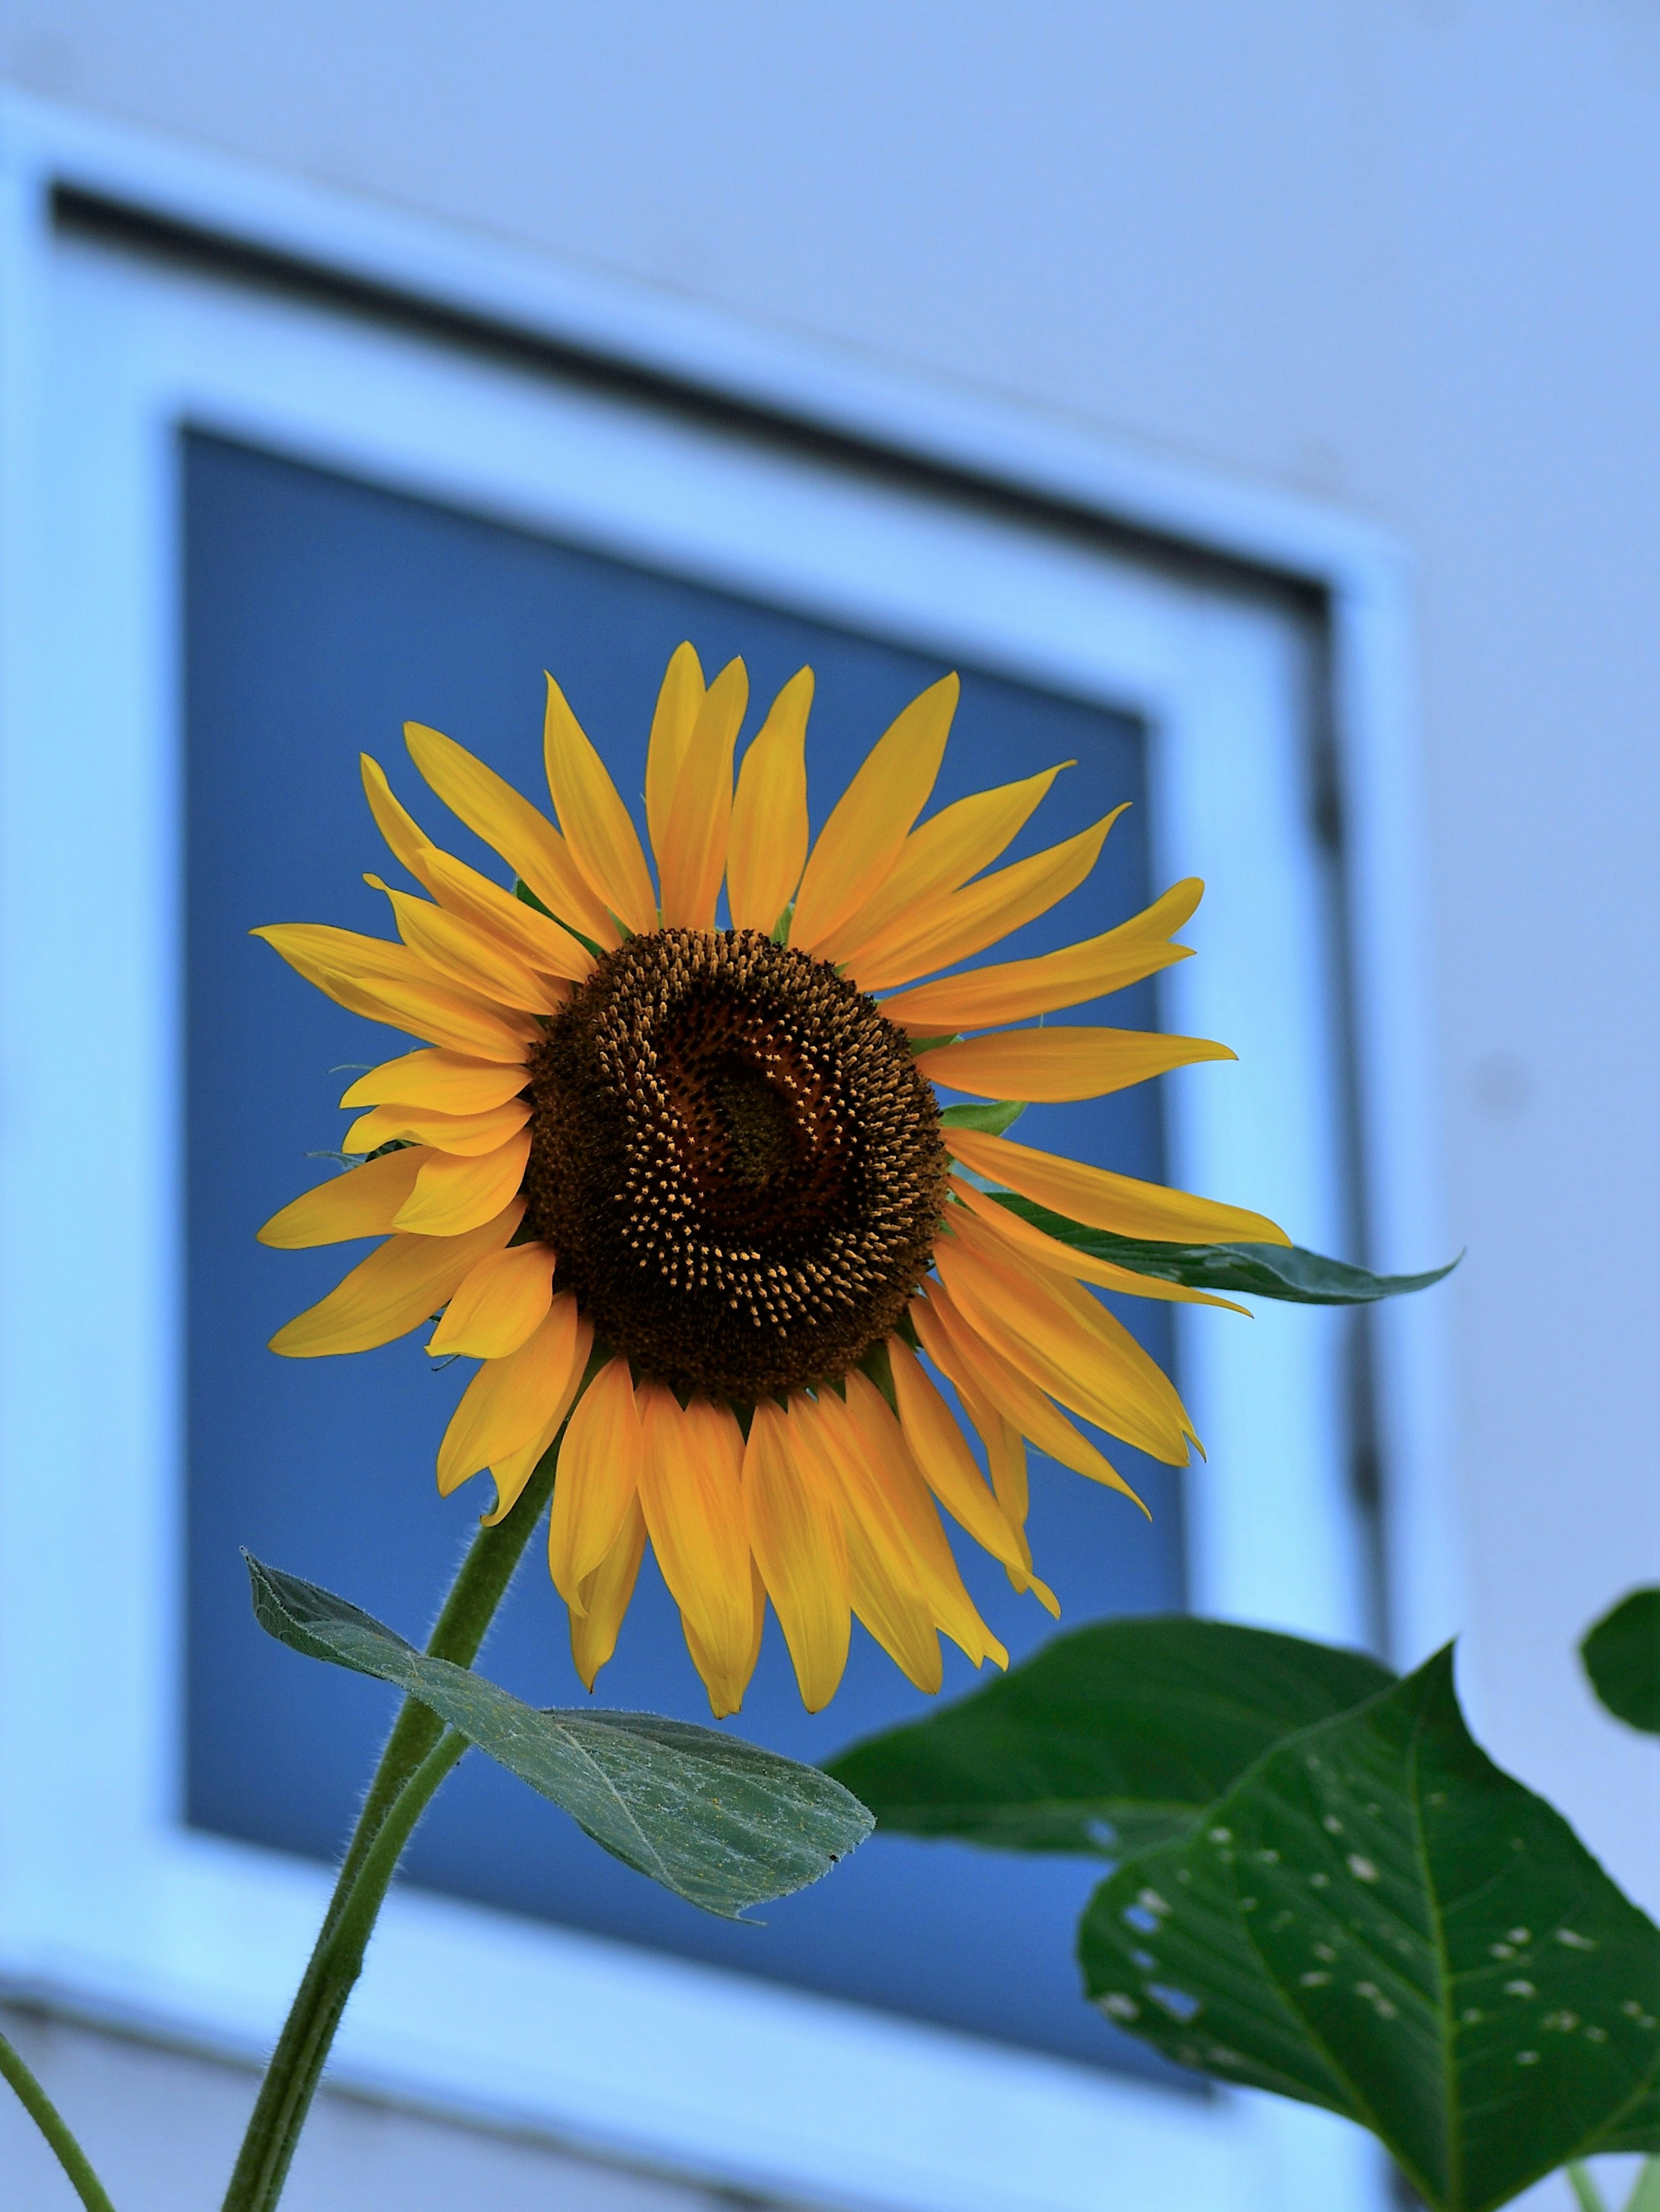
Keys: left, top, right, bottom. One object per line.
{"left": 183, "top": 431, "right": 1189, "bottom": 2078}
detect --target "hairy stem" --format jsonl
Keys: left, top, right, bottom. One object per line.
{"left": 220, "top": 1433, "right": 563, "bottom": 2212}
{"left": 0, "top": 2027, "right": 119, "bottom": 2212}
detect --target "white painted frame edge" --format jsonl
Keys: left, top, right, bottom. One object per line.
{"left": 0, "top": 86, "right": 1453, "bottom": 2212}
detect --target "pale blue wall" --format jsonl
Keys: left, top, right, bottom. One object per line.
{"left": 2, "top": 9, "right": 1656, "bottom": 2207}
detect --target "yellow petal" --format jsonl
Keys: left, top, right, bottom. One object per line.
{"left": 970, "top": 1402, "right": 1055, "bottom": 1606}
{"left": 254, "top": 920, "right": 426, "bottom": 989}
{"left": 788, "top": 674, "right": 958, "bottom": 951}
{"left": 920, "top": 1332, "right": 1035, "bottom": 1544}
{"left": 880, "top": 878, "right": 1202, "bottom": 1032}
{"left": 437, "top": 1289, "right": 583, "bottom": 1494}
{"left": 569, "top": 1495, "right": 648, "bottom": 1691}
{"left": 886, "top": 1336, "right": 1042, "bottom": 1585}
{"left": 644, "top": 642, "right": 706, "bottom": 876}
{"left": 404, "top": 720, "right": 621, "bottom": 949}
{"left": 369, "top": 878, "right": 566, "bottom": 1015}
{"left": 420, "top": 849, "right": 596, "bottom": 982}
{"left": 361, "top": 753, "right": 445, "bottom": 896}
{"left": 656, "top": 658, "right": 747, "bottom": 929}
{"left": 257, "top": 1147, "right": 426, "bottom": 1247}
{"left": 815, "top": 761, "right": 1070, "bottom": 968}
{"left": 935, "top": 1221, "right": 1193, "bottom": 1465}
{"left": 942, "top": 1210, "right": 1190, "bottom": 1450}
{"left": 340, "top": 1049, "right": 530, "bottom": 1114}
{"left": 907, "top": 1336, "right": 1054, "bottom": 1607}
{"left": 271, "top": 1202, "right": 522, "bottom": 1359}
{"left": 391, "top": 1133, "right": 530, "bottom": 1235}
{"left": 543, "top": 673, "right": 658, "bottom": 934}
{"left": 480, "top": 1300, "right": 593, "bottom": 1523}
{"left": 831, "top": 1375, "right": 1005, "bottom": 1669}
{"left": 846, "top": 807, "right": 1126, "bottom": 993}
{"left": 792, "top": 1394, "right": 940, "bottom": 1693}
{"left": 254, "top": 924, "right": 537, "bottom": 1062}
{"left": 914, "top": 1280, "right": 1144, "bottom": 1509}
{"left": 742, "top": 1397, "right": 849, "bottom": 1712}
{"left": 428, "top": 1241, "right": 554, "bottom": 1357}
{"left": 944, "top": 1125, "right": 1291, "bottom": 1246}
{"left": 679, "top": 1557, "right": 769, "bottom": 1716}
{"left": 635, "top": 1387, "right": 755, "bottom": 1713}
{"left": 727, "top": 667, "right": 812, "bottom": 934}
{"left": 369, "top": 756, "right": 588, "bottom": 985}
{"left": 344, "top": 1099, "right": 530, "bottom": 1159}
{"left": 948, "top": 1178, "right": 1247, "bottom": 1312}
{"left": 920, "top": 1025, "right": 1233, "bottom": 1102}
{"left": 677, "top": 1612, "right": 741, "bottom": 1719}
{"left": 547, "top": 1356, "right": 645, "bottom": 1605}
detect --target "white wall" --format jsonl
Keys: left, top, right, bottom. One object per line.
{"left": 0, "top": 3, "right": 1655, "bottom": 2204}
{"left": 0, "top": 2004, "right": 730, "bottom": 2212}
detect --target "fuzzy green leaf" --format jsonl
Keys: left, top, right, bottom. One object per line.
{"left": 827, "top": 1615, "right": 1395, "bottom": 1856}
{"left": 1077, "top": 1650, "right": 1660, "bottom": 2211}
{"left": 246, "top": 1553, "right": 871, "bottom": 1918}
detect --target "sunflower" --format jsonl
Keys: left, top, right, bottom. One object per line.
{"left": 256, "top": 646, "right": 1287, "bottom": 1716}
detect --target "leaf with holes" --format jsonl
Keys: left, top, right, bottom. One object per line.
{"left": 1581, "top": 1590, "right": 1660, "bottom": 1736}
{"left": 246, "top": 1553, "right": 872, "bottom": 1918}
{"left": 988, "top": 1191, "right": 1458, "bottom": 1304}
{"left": 827, "top": 1615, "right": 1395, "bottom": 1856}
{"left": 1078, "top": 1649, "right": 1660, "bottom": 2212}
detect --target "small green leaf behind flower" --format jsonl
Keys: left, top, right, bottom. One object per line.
{"left": 990, "top": 1190, "right": 1459, "bottom": 1305}
{"left": 246, "top": 1553, "right": 872, "bottom": 1919}
{"left": 934, "top": 1096, "right": 1458, "bottom": 1302}
{"left": 1581, "top": 1590, "right": 1660, "bottom": 1736}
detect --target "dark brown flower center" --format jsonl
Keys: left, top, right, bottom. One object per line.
{"left": 524, "top": 928, "right": 947, "bottom": 1399}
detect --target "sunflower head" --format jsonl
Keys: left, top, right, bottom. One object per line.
{"left": 524, "top": 926, "right": 947, "bottom": 1399}
{"left": 257, "top": 645, "right": 1288, "bottom": 1716}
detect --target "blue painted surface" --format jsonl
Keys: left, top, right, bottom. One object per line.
{"left": 183, "top": 431, "right": 1190, "bottom": 2074}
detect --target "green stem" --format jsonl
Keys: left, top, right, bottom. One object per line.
{"left": 220, "top": 1432, "right": 565, "bottom": 2212}
{"left": 0, "top": 2027, "right": 118, "bottom": 2212}
{"left": 1568, "top": 2165, "right": 1610, "bottom": 2212}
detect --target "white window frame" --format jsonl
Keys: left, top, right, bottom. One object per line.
{"left": 0, "top": 92, "right": 1454, "bottom": 2212}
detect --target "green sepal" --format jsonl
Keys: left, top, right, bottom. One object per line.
{"left": 246, "top": 1553, "right": 872, "bottom": 1919}
{"left": 939, "top": 1099, "right": 1028, "bottom": 1137}
{"left": 856, "top": 1338, "right": 900, "bottom": 1414}
{"left": 1580, "top": 1589, "right": 1660, "bottom": 1736}
{"left": 514, "top": 878, "right": 606, "bottom": 961}
{"left": 990, "top": 1192, "right": 1459, "bottom": 1305}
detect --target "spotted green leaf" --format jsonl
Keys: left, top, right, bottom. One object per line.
{"left": 990, "top": 1191, "right": 1458, "bottom": 1304}
{"left": 827, "top": 1615, "right": 1394, "bottom": 1856}
{"left": 1581, "top": 1590, "right": 1660, "bottom": 1736}
{"left": 1078, "top": 1649, "right": 1660, "bottom": 2212}
{"left": 246, "top": 1553, "right": 872, "bottom": 1919}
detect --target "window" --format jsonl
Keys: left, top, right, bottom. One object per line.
{"left": 184, "top": 428, "right": 1182, "bottom": 2071}
{"left": 0, "top": 146, "right": 1427, "bottom": 2212}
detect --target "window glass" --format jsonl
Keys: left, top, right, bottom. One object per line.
{"left": 184, "top": 430, "right": 1186, "bottom": 2072}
